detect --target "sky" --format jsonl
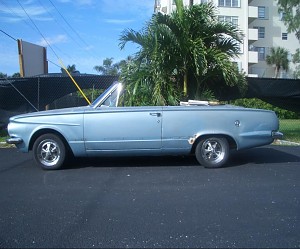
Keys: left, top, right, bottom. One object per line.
{"left": 0, "top": 0, "right": 154, "bottom": 76}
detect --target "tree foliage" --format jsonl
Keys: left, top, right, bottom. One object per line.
{"left": 94, "top": 58, "right": 120, "bottom": 76}
{"left": 119, "top": 1, "right": 246, "bottom": 106}
{"left": 119, "top": 55, "right": 181, "bottom": 106}
{"left": 231, "top": 98, "right": 299, "bottom": 119}
{"left": 11, "top": 72, "right": 21, "bottom": 78}
{"left": 292, "top": 48, "right": 300, "bottom": 78}
{"left": 0, "top": 72, "right": 21, "bottom": 78}
{"left": 277, "top": 0, "right": 300, "bottom": 40}
{"left": 61, "top": 64, "right": 78, "bottom": 74}
{"left": 0, "top": 72, "right": 7, "bottom": 78}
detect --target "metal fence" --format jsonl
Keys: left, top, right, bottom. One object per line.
{"left": 0, "top": 74, "right": 118, "bottom": 126}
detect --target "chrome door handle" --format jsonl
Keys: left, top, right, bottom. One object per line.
{"left": 150, "top": 112, "right": 161, "bottom": 117}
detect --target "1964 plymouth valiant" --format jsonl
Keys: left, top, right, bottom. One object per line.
{"left": 6, "top": 82, "right": 283, "bottom": 170}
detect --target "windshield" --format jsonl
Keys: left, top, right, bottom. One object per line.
{"left": 101, "top": 87, "right": 121, "bottom": 107}
{"left": 90, "top": 82, "right": 123, "bottom": 108}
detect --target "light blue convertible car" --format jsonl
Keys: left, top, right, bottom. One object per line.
{"left": 7, "top": 82, "right": 283, "bottom": 170}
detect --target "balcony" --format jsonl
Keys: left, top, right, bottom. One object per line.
{"left": 248, "top": 51, "right": 258, "bottom": 64}
{"left": 248, "top": 28, "right": 258, "bottom": 42}
{"left": 248, "top": 6, "right": 258, "bottom": 23}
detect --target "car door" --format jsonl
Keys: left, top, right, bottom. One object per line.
{"left": 84, "top": 106, "right": 162, "bottom": 155}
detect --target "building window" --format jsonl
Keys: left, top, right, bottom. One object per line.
{"left": 201, "top": 0, "right": 209, "bottom": 3}
{"left": 256, "top": 47, "right": 266, "bottom": 61}
{"left": 231, "top": 16, "right": 238, "bottom": 27}
{"left": 282, "top": 33, "right": 288, "bottom": 40}
{"left": 232, "top": 0, "right": 239, "bottom": 6}
{"left": 280, "top": 11, "right": 286, "bottom": 21}
{"left": 254, "top": 26, "right": 265, "bottom": 38}
{"left": 219, "top": 16, "right": 239, "bottom": 27}
{"left": 258, "top": 6, "right": 268, "bottom": 19}
{"left": 162, "top": 6, "right": 167, "bottom": 13}
{"left": 218, "top": 0, "right": 240, "bottom": 7}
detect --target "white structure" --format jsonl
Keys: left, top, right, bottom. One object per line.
{"left": 154, "top": 0, "right": 299, "bottom": 78}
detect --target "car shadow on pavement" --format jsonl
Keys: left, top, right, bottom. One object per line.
{"left": 228, "top": 146, "right": 300, "bottom": 167}
{"left": 64, "top": 146, "right": 300, "bottom": 170}
{"left": 65, "top": 155, "right": 199, "bottom": 170}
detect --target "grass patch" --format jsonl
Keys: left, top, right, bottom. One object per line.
{"left": 0, "top": 129, "right": 8, "bottom": 143}
{"left": 280, "top": 119, "right": 300, "bottom": 143}
{"left": 0, "top": 129, "right": 14, "bottom": 148}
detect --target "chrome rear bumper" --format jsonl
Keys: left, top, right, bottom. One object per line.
{"left": 272, "top": 131, "right": 283, "bottom": 140}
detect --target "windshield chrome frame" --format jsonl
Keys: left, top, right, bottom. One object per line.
{"left": 90, "top": 81, "right": 123, "bottom": 109}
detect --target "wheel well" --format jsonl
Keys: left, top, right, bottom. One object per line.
{"left": 191, "top": 134, "right": 237, "bottom": 154}
{"left": 29, "top": 129, "right": 73, "bottom": 155}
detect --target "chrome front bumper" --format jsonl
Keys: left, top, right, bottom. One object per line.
{"left": 6, "top": 137, "right": 23, "bottom": 145}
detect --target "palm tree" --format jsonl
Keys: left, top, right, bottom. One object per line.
{"left": 156, "top": 1, "right": 245, "bottom": 98}
{"left": 61, "top": 64, "right": 78, "bottom": 74}
{"left": 119, "top": 29, "right": 181, "bottom": 106}
{"left": 11, "top": 72, "right": 21, "bottom": 78}
{"left": 292, "top": 48, "right": 300, "bottom": 78}
{"left": 0, "top": 72, "right": 7, "bottom": 78}
{"left": 94, "top": 58, "right": 119, "bottom": 76}
{"left": 120, "top": 0, "right": 245, "bottom": 104}
{"left": 266, "top": 47, "right": 289, "bottom": 78}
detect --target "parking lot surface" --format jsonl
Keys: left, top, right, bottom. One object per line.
{"left": 0, "top": 146, "right": 299, "bottom": 248}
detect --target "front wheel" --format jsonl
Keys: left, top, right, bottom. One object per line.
{"left": 33, "top": 134, "right": 66, "bottom": 170}
{"left": 195, "top": 137, "right": 229, "bottom": 168}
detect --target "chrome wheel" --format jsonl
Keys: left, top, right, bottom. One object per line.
{"left": 33, "top": 134, "right": 66, "bottom": 170}
{"left": 201, "top": 140, "right": 225, "bottom": 164}
{"left": 195, "top": 137, "right": 229, "bottom": 168}
{"left": 38, "top": 140, "right": 61, "bottom": 166}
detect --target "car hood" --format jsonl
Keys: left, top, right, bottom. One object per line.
{"left": 9, "top": 106, "right": 90, "bottom": 121}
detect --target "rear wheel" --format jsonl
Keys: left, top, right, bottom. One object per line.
{"left": 195, "top": 137, "right": 229, "bottom": 168}
{"left": 33, "top": 134, "right": 66, "bottom": 170}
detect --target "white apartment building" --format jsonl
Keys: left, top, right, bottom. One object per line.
{"left": 154, "top": 0, "right": 299, "bottom": 78}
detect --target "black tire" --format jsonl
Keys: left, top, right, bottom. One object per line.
{"left": 33, "top": 134, "right": 66, "bottom": 170}
{"left": 195, "top": 137, "right": 229, "bottom": 168}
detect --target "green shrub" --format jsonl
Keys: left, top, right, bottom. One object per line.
{"left": 0, "top": 128, "right": 8, "bottom": 143}
{"left": 230, "top": 98, "right": 299, "bottom": 119}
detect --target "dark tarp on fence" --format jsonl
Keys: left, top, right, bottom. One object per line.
{"left": 0, "top": 74, "right": 118, "bottom": 127}
{"left": 0, "top": 74, "right": 118, "bottom": 111}
{"left": 245, "top": 77, "right": 300, "bottom": 113}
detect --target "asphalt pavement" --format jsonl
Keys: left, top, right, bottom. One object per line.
{"left": 0, "top": 146, "right": 299, "bottom": 248}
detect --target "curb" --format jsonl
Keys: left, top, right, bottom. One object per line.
{"left": 273, "top": 140, "right": 300, "bottom": 146}
{"left": 0, "top": 142, "right": 15, "bottom": 148}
